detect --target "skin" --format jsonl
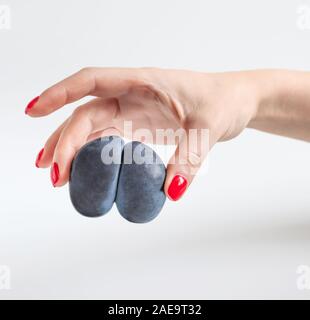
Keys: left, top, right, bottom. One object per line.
{"left": 26, "top": 68, "right": 310, "bottom": 200}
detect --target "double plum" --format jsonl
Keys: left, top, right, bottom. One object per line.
{"left": 69, "top": 136, "right": 166, "bottom": 223}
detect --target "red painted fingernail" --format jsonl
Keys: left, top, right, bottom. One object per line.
{"left": 35, "top": 148, "right": 44, "bottom": 168}
{"left": 25, "top": 96, "right": 39, "bottom": 114}
{"left": 168, "top": 174, "right": 188, "bottom": 201}
{"left": 51, "top": 162, "right": 60, "bottom": 187}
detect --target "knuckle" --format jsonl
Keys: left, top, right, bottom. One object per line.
{"left": 72, "top": 105, "right": 87, "bottom": 119}
{"left": 188, "top": 151, "right": 203, "bottom": 168}
{"left": 79, "top": 67, "right": 95, "bottom": 75}
{"left": 41, "top": 86, "right": 58, "bottom": 103}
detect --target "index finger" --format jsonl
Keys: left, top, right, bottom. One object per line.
{"left": 25, "top": 67, "right": 146, "bottom": 117}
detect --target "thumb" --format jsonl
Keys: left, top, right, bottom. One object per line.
{"left": 164, "top": 122, "right": 216, "bottom": 201}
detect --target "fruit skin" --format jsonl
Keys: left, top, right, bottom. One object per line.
{"left": 69, "top": 136, "right": 124, "bottom": 218}
{"left": 116, "top": 141, "right": 167, "bottom": 223}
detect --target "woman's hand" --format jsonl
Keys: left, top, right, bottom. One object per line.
{"left": 25, "top": 67, "right": 266, "bottom": 200}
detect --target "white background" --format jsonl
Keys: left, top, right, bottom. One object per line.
{"left": 0, "top": 0, "right": 310, "bottom": 299}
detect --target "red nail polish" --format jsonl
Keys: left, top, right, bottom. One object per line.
{"left": 25, "top": 96, "right": 39, "bottom": 114}
{"left": 168, "top": 174, "right": 188, "bottom": 201}
{"left": 35, "top": 148, "right": 44, "bottom": 168}
{"left": 51, "top": 162, "right": 60, "bottom": 187}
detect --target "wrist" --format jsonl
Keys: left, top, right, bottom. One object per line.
{"left": 247, "top": 70, "right": 282, "bottom": 129}
{"left": 247, "top": 69, "right": 310, "bottom": 140}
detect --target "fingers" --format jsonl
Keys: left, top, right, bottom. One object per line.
{"left": 35, "top": 119, "right": 70, "bottom": 168}
{"left": 25, "top": 67, "right": 146, "bottom": 117}
{"left": 50, "top": 98, "right": 118, "bottom": 187}
{"left": 25, "top": 68, "right": 97, "bottom": 117}
{"left": 164, "top": 119, "right": 220, "bottom": 201}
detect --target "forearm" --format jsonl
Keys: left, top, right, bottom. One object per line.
{"left": 248, "top": 70, "right": 310, "bottom": 142}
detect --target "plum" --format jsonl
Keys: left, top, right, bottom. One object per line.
{"left": 116, "top": 141, "right": 166, "bottom": 223}
{"left": 69, "top": 136, "right": 124, "bottom": 217}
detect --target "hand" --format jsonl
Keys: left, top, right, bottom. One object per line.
{"left": 26, "top": 67, "right": 261, "bottom": 200}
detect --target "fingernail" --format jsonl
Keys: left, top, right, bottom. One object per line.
{"left": 51, "top": 162, "right": 60, "bottom": 187}
{"left": 35, "top": 148, "right": 44, "bottom": 168}
{"left": 168, "top": 174, "right": 188, "bottom": 201}
{"left": 25, "top": 96, "right": 40, "bottom": 114}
